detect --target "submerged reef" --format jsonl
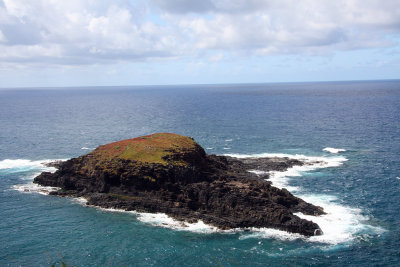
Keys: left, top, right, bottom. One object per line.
{"left": 34, "top": 133, "right": 325, "bottom": 236}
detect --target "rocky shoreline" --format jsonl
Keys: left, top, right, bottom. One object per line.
{"left": 34, "top": 133, "right": 325, "bottom": 236}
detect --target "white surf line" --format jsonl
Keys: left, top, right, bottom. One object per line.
{"left": 0, "top": 158, "right": 66, "bottom": 172}
{"left": 91, "top": 151, "right": 360, "bottom": 241}
{"left": 0, "top": 159, "right": 52, "bottom": 172}
{"left": 95, "top": 206, "right": 222, "bottom": 233}
{"left": 8, "top": 155, "right": 384, "bottom": 244}
{"left": 226, "top": 152, "right": 386, "bottom": 245}
{"left": 4, "top": 158, "right": 214, "bottom": 233}
{"left": 323, "top": 147, "right": 346, "bottom": 154}
{"left": 91, "top": 203, "right": 313, "bottom": 236}
{"left": 12, "top": 182, "right": 61, "bottom": 195}
{"left": 5, "top": 158, "right": 65, "bottom": 194}
{"left": 6, "top": 159, "right": 221, "bottom": 234}
{"left": 294, "top": 194, "right": 385, "bottom": 245}
{"left": 231, "top": 152, "right": 348, "bottom": 192}
{"left": 3, "top": 155, "right": 337, "bottom": 239}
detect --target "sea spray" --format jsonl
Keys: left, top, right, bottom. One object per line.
{"left": 9, "top": 152, "right": 384, "bottom": 245}
{"left": 323, "top": 147, "right": 347, "bottom": 154}
{"left": 227, "top": 152, "right": 385, "bottom": 245}
{"left": 0, "top": 159, "right": 60, "bottom": 173}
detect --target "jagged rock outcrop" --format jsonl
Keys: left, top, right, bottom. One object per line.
{"left": 34, "top": 133, "right": 324, "bottom": 236}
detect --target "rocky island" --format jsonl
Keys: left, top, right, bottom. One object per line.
{"left": 34, "top": 133, "right": 325, "bottom": 236}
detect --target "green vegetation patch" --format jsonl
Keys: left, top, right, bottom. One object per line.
{"left": 90, "top": 133, "right": 199, "bottom": 165}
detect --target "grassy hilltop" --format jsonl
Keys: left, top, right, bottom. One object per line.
{"left": 90, "top": 133, "right": 203, "bottom": 165}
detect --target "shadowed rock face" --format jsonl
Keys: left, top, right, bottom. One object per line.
{"left": 34, "top": 133, "right": 325, "bottom": 236}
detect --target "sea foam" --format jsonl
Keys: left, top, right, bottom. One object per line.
{"left": 5, "top": 158, "right": 64, "bottom": 194}
{"left": 295, "top": 194, "right": 385, "bottom": 245}
{"left": 9, "top": 153, "right": 383, "bottom": 245}
{"left": 323, "top": 147, "right": 346, "bottom": 154}
{"left": 96, "top": 206, "right": 221, "bottom": 233}
{"left": 13, "top": 182, "right": 60, "bottom": 195}
{"left": 226, "top": 152, "right": 385, "bottom": 245}
{"left": 0, "top": 159, "right": 53, "bottom": 172}
{"left": 230, "top": 152, "right": 347, "bottom": 191}
{"left": 93, "top": 151, "right": 377, "bottom": 244}
{"left": 0, "top": 158, "right": 64, "bottom": 173}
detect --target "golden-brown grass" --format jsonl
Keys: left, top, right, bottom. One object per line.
{"left": 90, "top": 133, "right": 198, "bottom": 165}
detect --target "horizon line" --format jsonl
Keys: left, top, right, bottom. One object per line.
{"left": 1, "top": 78, "right": 399, "bottom": 90}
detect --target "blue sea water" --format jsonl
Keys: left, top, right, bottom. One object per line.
{"left": 0, "top": 80, "right": 399, "bottom": 266}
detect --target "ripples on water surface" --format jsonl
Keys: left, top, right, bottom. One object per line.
{"left": 0, "top": 80, "right": 399, "bottom": 266}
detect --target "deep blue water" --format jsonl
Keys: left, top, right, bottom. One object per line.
{"left": 0, "top": 80, "right": 399, "bottom": 266}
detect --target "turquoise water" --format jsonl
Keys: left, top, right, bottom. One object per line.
{"left": 0, "top": 80, "right": 399, "bottom": 266}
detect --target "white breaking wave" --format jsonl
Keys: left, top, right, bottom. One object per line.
{"left": 81, "top": 147, "right": 93, "bottom": 150}
{"left": 9, "top": 153, "right": 383, "bottom": 245}
{"left": 5, "top": 159, "right": 65, "bottom": 193}
{"left": 97, "top": 206, "right": 304, "bottom": 237}
{"left": 136, "top": 212, "right": 220, "bottom": 233}
{"left": 0, "top": 158, "right": 64, "bottom": 174}
{"left": 97, "top": 207, "right": 221, "bottom": 233}
{"left": 6, "top": 158, "right": 221, "bottom": 234}
{"left": 96, "top": 199, "right": 385, "bottom": 245}
{"left": 13, "top": 182, "right": 60, "bottom": 195}
{"left": 225, "top": 152, "right": 347, "bottom": 166}
{"left": 226, "top": 152, "right": 385, "bottom": 245}
{"left": 97, "top": 207, "right": 315, "bottom": 237}
{"left": 262, "top": 154, "right": 345, "bottom": 192}
{"left": 0, "top": 159, "right": 51, "bottom": 171}
{"left": 72, "top": 197, "right": 88, "bottom": 205}
{"left": 323, "top": 147, "right": 346, "bottom": 154}
{"left": 229, "top": 152, "right": 347, "bottom": 192}
{"left": 239, "top": 228, "right": 304, "bottom": 242}
{"left": 92, "top": 151, "right": 370, "bottom": 244}
{"left": 295, "top": 194, "right": 385, "bottom": 245}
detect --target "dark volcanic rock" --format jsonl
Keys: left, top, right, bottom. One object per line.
{"left": 34, "top": 133, "right": 325, "bottom": 236}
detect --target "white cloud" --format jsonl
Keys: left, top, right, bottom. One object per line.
{"left": 0, "top": 0, "right": 179, "bottom": 66}
{"left": 0, "top": 0, "right": 399, "bottom": 68}
{"left": 208, "top": 53, "right": 224, "bottom": 62}
{"left": 3, "top": 0, "right": 30, "bottom": 19}
{"left": 0, "top": 30, "right": 6, "bottom": 42}
{"left": 162, "top": 0, "right": 400, "bottom": 55}
{"left": 151, "top": 0, "right": 273, "bottom": 14}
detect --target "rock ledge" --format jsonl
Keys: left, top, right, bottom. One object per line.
{"left": 34, "top": 133, "right": 324, "bottom": 236}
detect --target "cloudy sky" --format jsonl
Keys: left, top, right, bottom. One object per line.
{"left": 0, "top": 0, "right": 399, "bottom": 87}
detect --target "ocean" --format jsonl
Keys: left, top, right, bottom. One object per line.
{"left": 0, "top": 80, "right": 399, "bottom": 266}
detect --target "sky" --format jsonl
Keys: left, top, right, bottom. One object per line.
{"left": 0, "top": 0, "right": 399, "bottom": 87}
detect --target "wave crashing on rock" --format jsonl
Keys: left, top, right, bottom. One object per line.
{"left": 34, "top": 133, "right": 325, "bottom": 236}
